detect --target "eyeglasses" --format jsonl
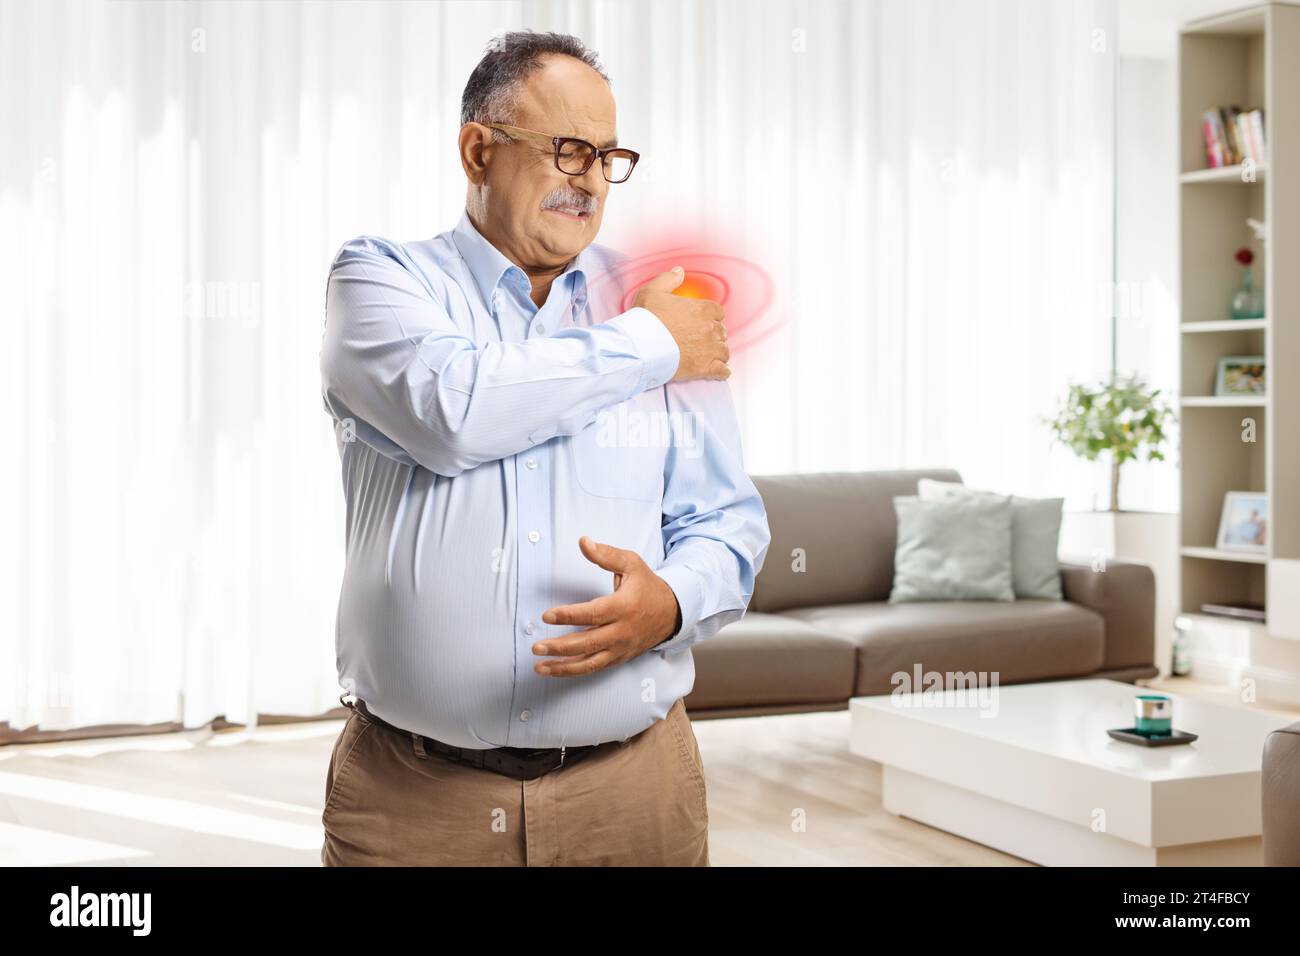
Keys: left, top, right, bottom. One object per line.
{"left": 487, "top": 123, "right": 640, "bottom": 184}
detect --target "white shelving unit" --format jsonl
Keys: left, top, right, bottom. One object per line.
{"left": 1178, "top": 4, "right": 1300, "bottom": 642}
{"left": 1179, "top": 396, "right": 1266, "bottom": 407}
{"left": 1182, "top": 318, "right": 1267, "bottom": 333}
{"left": 1179, "top": 162, "right": 1268, "bottom": 184}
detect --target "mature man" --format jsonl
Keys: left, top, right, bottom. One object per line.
{"left": 318, "top": 31, "right": 769, "bottom": 866}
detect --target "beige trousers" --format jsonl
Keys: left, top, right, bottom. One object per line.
{"left": 320, "top": 696, "right": 709, "bottom": 866}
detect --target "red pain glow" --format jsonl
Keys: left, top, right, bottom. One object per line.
{"left": 585, "top": 247, "right": 780, "bottom": 352}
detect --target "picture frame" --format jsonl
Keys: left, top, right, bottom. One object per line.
{"left": 1214, "top": 355, "right": 1266, "bottom": 396}
{"left": 1216, "top": 491, "right": 1268, "bottom": 553}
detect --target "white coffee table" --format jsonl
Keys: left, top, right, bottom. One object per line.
{"left": 849, "top": 678, "right": 1293, "bottom": 866}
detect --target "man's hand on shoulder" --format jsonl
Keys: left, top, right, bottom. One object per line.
{"left": 632, "top": 268, "right": 731, "bottom": 383}
{"left": 534, "top": 536, "right": 682, "bottom": 676}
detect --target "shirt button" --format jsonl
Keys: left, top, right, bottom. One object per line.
{"left": 519, "top": 710, "right": 532, "bottom": 722}
{"left": 528, "top": 530, "right": 540, "bottom": 543}
{"left": 535, "top": 323, "right": 546, "bottom": 335}
{"left": 525, "top": 622, "right": 536, "bottom": 635}
{"left": 525, "top": 458, "right": 537, "bottom": 470}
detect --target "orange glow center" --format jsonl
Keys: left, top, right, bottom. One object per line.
{"left": 672, "top": 273, "right": 725, "bottom": 301}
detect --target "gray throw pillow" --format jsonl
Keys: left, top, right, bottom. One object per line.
{"left": 889, "top": 495, "right": 1015, "bottom": 603}
{"left": 917, "top": 478, "right": 1064, "bottom": 600}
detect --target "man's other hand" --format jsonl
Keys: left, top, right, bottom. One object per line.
{"left": 535, "top": 536, "right": 680, "bottom": 676}
{"left": 632, "top": 267, "right": 730, "bottom": 382}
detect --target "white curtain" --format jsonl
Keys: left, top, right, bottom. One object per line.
{"left": 0, "top": 0, "right": 1115, "bottom": 734}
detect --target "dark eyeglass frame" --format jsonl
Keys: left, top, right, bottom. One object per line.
{"left": 487, "top": 123, "right": 641, "bottom": 183}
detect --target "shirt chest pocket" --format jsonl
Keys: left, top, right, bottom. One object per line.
{"left": 571, "top": 391, "right": 669, "bottom": 503}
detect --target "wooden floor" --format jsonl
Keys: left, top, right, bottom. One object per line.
{"left": 0, "top": 707, "right": 1025, "bottom": 867}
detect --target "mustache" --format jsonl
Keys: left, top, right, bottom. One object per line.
{"left": 540, "top": 186, "right": 598, "bottom": 215}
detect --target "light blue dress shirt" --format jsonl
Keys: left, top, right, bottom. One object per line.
{"left": 320, "top": 210, "right": 770, "bottom": 749}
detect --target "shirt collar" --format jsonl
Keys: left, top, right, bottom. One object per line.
{"left": 451, "top": 208, "right": 593, "bottom": 310}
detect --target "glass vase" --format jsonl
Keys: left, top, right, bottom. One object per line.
{"left": 1230, "top": 268, "right": 1265, "bottom": 321}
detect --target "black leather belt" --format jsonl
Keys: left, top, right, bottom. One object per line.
{"left": 344, "top": 696, "right": 603, "bottom": 781}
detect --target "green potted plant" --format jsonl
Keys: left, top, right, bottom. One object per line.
{"left": 1046, "top": 375, "right": 1179, "bottom": 679}
{"left": 1045, "top": 374, "right": 1175, "bottom": 512}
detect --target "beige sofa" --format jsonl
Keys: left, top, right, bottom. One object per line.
{"left": 684, "top": 469, "right": 1158, "bottom": 718}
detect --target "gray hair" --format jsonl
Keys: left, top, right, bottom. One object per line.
{"left": 460, "top": 30, "right": 610, "bottom": 139}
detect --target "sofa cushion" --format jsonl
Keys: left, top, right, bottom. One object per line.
{"left": 684, "top": 613, "right": 858, "bottom": 709}
{"left": 917, "top": 478, "right": 1065, "bottom": 599}
{"left": 750, "top": 469, "right": 963, "bottom": 613}
{"left": 889, "top": 494, "right": 1016, "bottom": 602}
{"left": 920, "top": 478, "right": 1060, "bottom": 598}
{"left": 780, "top": 600, "right": 1105, "bottom": 696}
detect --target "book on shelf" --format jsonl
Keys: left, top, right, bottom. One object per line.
{"left": 1199, "top": 601, "right": 1267, "bottom": 623}
{"left": 1201, "top": 106, "right": 1266, "bottom": 168}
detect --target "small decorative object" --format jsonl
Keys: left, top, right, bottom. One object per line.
{"left": 1045, "top": 375, "right": 1175, "bottom": 512}
{"left": 1135, "top": 694, "right": 1172, "bottom": 734}
{"left": 1171, "top": 620, "right": 1193, "bottom": 675}
{"left": 1214, "top": 355, "right": 1265, "bottom": 396}
{"left": 1229, "top": 247, "right": 1265, "bottom": 320}
{"left": 1107, "top": 693, "right": 1198, "bottom": 747}
{"left": 1216, "top": 491, "right": 1268, "bottom": 553}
